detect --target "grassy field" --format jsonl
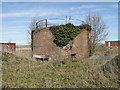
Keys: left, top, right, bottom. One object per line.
{"left": 1, "top": 46, "right": 119, "bottom": 88}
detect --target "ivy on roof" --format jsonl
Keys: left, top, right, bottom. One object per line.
{"left": 49, "top": 23, "right": 82, "bottom": 47}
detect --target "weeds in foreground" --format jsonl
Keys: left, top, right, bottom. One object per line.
{"left": 2, "top": 51, "right": 119, "bottom": 88}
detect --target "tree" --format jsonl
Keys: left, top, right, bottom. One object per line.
{"left": 27, "top": 17, "right": 38, "bottom": 45}
{"left": 85, "top": 14, "right": 108, "bottom": 56}
{"left": 27, "top": 17, "right": 45, "bottom": 45}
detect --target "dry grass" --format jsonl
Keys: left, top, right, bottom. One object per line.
{"left": 15, "top": 47, "right": 32, "bottom": 59}
{"left": 94, "top": 45, "right": 118, "bottom": 56}
{"left": 1, "top": 45, "right": 119, "bottom": 88}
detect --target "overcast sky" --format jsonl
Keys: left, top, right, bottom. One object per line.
{"left": 1, "top": 2, "right": 118, "bottom": 45}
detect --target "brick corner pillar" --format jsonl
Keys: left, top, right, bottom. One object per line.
{"left": 81, "top": 29, "right": 89, "bottom": 58}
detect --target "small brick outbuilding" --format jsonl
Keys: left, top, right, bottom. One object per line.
{"left": 32, "top": 26, "right": 89, "bottom": 61}
{"left": 0, "top": 43, "right": 16, "bottom": 53}
{"left": 105, "top": 41, "right": 120, "bottom": 47}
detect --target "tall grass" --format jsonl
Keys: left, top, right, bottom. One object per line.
{"left": 1, "top": 46, "right": 119, "bottom": 88}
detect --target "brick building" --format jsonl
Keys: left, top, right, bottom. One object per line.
{"left": 0, "top": 43, "right": 16, "bottom": 53}
{"left": 105, "top": 41, "right": 120, "bottom": 47}
{"left": 32, "top": 27, "right": 89, "bottom": 61}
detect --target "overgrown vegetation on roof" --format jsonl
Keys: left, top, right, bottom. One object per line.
{"left": 31, "top": 23, "right": 90, "bottom": 49}
{"left": 49, "top": 23, "right": 82, "bottom": 47}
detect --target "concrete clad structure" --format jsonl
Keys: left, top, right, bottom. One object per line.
{"left": 33, "top": 28, "right": 89, "bottom": 61}
{"left": 105, "top": 41, "right": 120, "bottom": 47}
{"left": 0, "top": 43, "right": 16, "bottom": 53}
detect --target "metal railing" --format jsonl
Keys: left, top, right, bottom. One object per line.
{"left": 35, "top": 16, "right": 84, "bottom": 29}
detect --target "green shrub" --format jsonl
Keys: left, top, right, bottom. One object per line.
{"left": 2, "top": 52, "right": 13, "bottom": 62}
{"left": 49, "top": 23, "right": 82, "bottom": 47}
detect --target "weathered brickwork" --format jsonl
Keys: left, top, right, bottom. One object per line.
{"left": 33, "top": 28, "right": 89, "bottom": 60}
{"left": 0, "top": 43, "right": 16, "bottom": 53}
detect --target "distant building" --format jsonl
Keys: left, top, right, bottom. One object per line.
{"left": 0, "top": 43, "right": 16, "bottom": 53}
{"left": 105, "top": 41, "right": 120, "bottom": 47}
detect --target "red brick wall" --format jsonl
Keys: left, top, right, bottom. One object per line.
{"left": 33, "top": 28, "right": 89, "bottom": 60}
{"left": 33, "top": 28, "right": 60, "bottom": 60}
{"left": 0, "top": 43, "right": 16, "bottom": 53}
{"left": 105, "top": 41, "right": 120, "bottom": 47}
{"left": 73, "top": 29, "right": 89, "bottom": 59}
